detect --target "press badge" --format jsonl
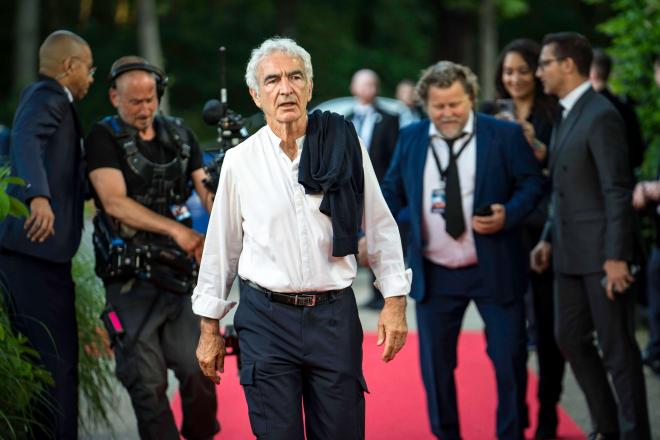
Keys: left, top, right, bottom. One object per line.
{"left": 430, "top": 181, "right": 447, "bottom": 214}
{"left": 170, "top": 204, "right": 192, "bottom": 221}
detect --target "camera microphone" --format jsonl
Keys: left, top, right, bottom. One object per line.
{"left": 202, "top": 99, "right": 226, "bottom": 125}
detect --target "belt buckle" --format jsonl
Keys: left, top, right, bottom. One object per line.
{"left": 294, "top": 294, "right": 316, "bottom": 307}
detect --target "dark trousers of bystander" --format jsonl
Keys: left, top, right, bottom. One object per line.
{"left": 105, "top": 280, "right": 219, "bottom": 440}
{"left": 555, "top": 272, "right": 650, "bottom": 440}
{"left": 0, "top": 250, "right": 78, "bottom": 440}
{"left": 417, "top": 260, "right": 528, "bottom": 440}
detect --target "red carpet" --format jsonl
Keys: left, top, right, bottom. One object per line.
{"left": 171, "top": 331, "right": 586, "bottom": 439}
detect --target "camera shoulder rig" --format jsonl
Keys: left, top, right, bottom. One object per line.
{"left": 93, "top": 213, "right": 198, "bottom": 295}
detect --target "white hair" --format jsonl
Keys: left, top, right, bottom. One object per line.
{"left": 245, "top": 37, "right": 313, "bottom": 93}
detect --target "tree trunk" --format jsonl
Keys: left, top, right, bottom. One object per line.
{"left": 13, "top": 0, "right": 40, "bottom": 95}
{"left": 137, "top": 0, "right": 170, "bottom": 114}
{"left": 429, "top": 4, "right": 475, "bottom": 69}
{"left": 479, "top": 0, "right": 497, "bottom": 101}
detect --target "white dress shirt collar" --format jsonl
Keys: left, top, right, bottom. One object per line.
{"left": 559, "top": 80, "right": 591, "bottom": 118}
{"left": 353, "top": 102, "right": 375, "bottom": 115}
{"left": 62, "top": 86, "right": 74, "bottom": 103}
{"left": 265, "top": 124, "right": 305, "bottom": 158}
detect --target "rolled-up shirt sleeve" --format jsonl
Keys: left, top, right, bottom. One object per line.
{"left": 191, "top": 151, "right": 243, "bottom": 320}
{"left": 360, "top": 145, "right": 412, "bottom": 297}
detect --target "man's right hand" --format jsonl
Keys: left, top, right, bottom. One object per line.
{"left": 171, "top": 224, "right": 204, "bottom": 263}
{"left": 196, "top": 317, "right": 225, "bottom": 384}
{"left": 530, "top": 241, "right": 551, "bottom": 273}
{"left": 25, "top": 196, "right": 55, "bottom": 242}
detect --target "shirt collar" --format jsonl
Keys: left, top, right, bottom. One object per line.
{"left": 559, "top": 81, "right": 591, "bottom": 116}
{"left": 62, "top": 85, "right": 74, "bottom": 103}
{"left": 428, "top": 110, "right": 475, "bottom": 139}
{"left": 265, "top": 124, "right": 305, "bottom": 153}
{"left": 353, "top": 102, "right": 375, "bottom": 115}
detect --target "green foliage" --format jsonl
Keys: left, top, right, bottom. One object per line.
{"left": 0, "top": 275, "right": 54, "bottom": 439}
{"left": 73, "top": 231, "right": 119, "bottom": 433}
{"left": 0, "top": 167, "right": 29, "bottom": 221}
{"left": 592, "top": 0, "right": 660, "bottom": 179}
{"left": 0, "top": 202, "right": 118, "bottom": 435}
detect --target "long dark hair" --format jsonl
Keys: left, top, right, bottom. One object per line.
{"left": 495, "top": 38, "right": 557, "bottom": 123}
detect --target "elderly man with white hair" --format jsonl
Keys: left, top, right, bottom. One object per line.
{"left": 193, "top": 37, "right": 411, "bottom": 439}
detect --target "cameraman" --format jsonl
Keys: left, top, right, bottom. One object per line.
{"left": 86, "top": 56, "right": 218, "bottom": 440}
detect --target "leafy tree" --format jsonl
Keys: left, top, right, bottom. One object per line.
{"left": 0, "top": 167, "right": 29, "bottom": 220}
{"left": 588, "top": 0, "right": 660, "bottom": 178}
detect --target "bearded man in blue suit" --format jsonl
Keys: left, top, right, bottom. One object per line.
{"left": 381, "top": 61, "right": 544, "bottom": 440}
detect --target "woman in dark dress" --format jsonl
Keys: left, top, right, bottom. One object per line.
{"left": 495, "top": 38, "right": 564, "bottom": 440}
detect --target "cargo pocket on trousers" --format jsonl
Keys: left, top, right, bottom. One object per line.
{"left": 239, "top": 362, "right": 268, "bottom": 436}
{"left": 358, "top": 374, "right": 370, "bottom": 394}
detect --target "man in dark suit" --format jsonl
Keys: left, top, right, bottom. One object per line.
{"left": 381, "top": 61, "right": 544, "bottom": 440}
{"left": 348, "top": 69, "right": 400, "bottom": 309}
{"left": 347, "top": 69, "right": 399, "bottom": 182}
{"left": 0, "top": 30, "right": 94, "bottom": 438}
{"left": 531, "top": 32, "right": 650, "bottom": 440}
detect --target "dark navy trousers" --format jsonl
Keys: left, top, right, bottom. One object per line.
{"left": 234, "top": 280, "right": 368, "bottom": 440}
{"left": 645, "top": 247, "right": 660, "bottom": 361}
{"left": 0, "top": 250, "right": 78, "bottom": 439}
{"left": 417, "top": 260, "right": 527, "bottom": 440}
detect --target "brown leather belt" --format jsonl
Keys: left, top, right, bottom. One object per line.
{"left": 240, "top": 278, "right": 346, "bottom": 307}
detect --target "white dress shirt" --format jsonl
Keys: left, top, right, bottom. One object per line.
{"left": 192, "top": 124, "right": 412, "bottom": 320}
{"left": 559, "top": 80, "right": 591, "bottom": 119}
{"left": 422, "top": 111, "right": 478, "bottom": 268}
{"left": 352, "top": 103, "right": 379, "bottom": 150}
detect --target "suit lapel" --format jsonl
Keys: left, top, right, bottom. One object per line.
{"left": 549, "top": 88, "right": 594, "bottom": 171}
{"left": 412, "top": 120, "right": 430, "bottom": 217}
{"left": 474, "top": 114, "right": 490, "bottom": 206}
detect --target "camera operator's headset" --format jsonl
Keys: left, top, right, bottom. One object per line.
{"left": 108, "top": 60, "right": 168, "bottom": 100}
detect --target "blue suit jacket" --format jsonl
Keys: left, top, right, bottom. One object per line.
{"left": 381, "top": 113, "right": 545, "bottom": 304}
{"left": 0, "top": 76, "right": 85, "bottom": 263}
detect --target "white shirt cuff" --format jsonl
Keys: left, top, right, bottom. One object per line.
{"left": 373, "top": 269, "right": 413, "bottom": 298}
{"left": 191, "top": 291, "right": 237, "bottom": 320}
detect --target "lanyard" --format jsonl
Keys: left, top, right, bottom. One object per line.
{"left": 428, "top": 120, "right": 477, "bottom": 181}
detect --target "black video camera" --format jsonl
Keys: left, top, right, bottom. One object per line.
{"left": 201, "top": 47, "right": 248, "bottom": 193}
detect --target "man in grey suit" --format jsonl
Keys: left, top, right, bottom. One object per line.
{"left": 531, "top": 32, "right": 650, "bottom": 440}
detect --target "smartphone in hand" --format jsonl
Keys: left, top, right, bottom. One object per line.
{"left": 474, "top": 205, "right": 494, "bottom": 217}
{"left": 600, "top": 264, "right": 641, "bottom": 293}
{"left": 496, "top": 99, "right": 516, "bottom": 120}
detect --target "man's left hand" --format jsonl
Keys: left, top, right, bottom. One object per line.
{"left": 603, "top": 259, "right": 635, "bottom": 300}
{"left": 377, "top": 295, "right": 408, "bottom": 362}
{"left": 472, "top": 203, "right": 506, "bottom": 235}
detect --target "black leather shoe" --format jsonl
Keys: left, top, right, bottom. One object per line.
{"left": 535, "top": 405, "right": 558, "bottom": 439}
{"left": 534, "top": 425, "right": 557, "bottom": 439}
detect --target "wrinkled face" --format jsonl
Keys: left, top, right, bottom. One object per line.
{"left": 249, "top": 51, "right": 313, "bottom": 125}
{"left": 425, "top": 81, "right": 473, "bottom": 139}
{"left": 351, "top": 71, "right": 378, "bottom": 104}
{"left": 502, "top": 51, "right": 535, "bottom": 100}
{"left": 110, "top": 70, "right": 158, "bottom": 131}
{"left": 536, "top": 44, "right": 565, "bottom": 96}
{"left": 66, "top": 45, "right": 95, "bottom": 100}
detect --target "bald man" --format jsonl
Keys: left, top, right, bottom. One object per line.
{"left": 348, "top": 69, "right": 400, "bottom": 309}
{"left": 0, "top": 30, "right": 94, "bottom": 438}
{"left": 85, "top": 56, "right": 218, "bottom": 439}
